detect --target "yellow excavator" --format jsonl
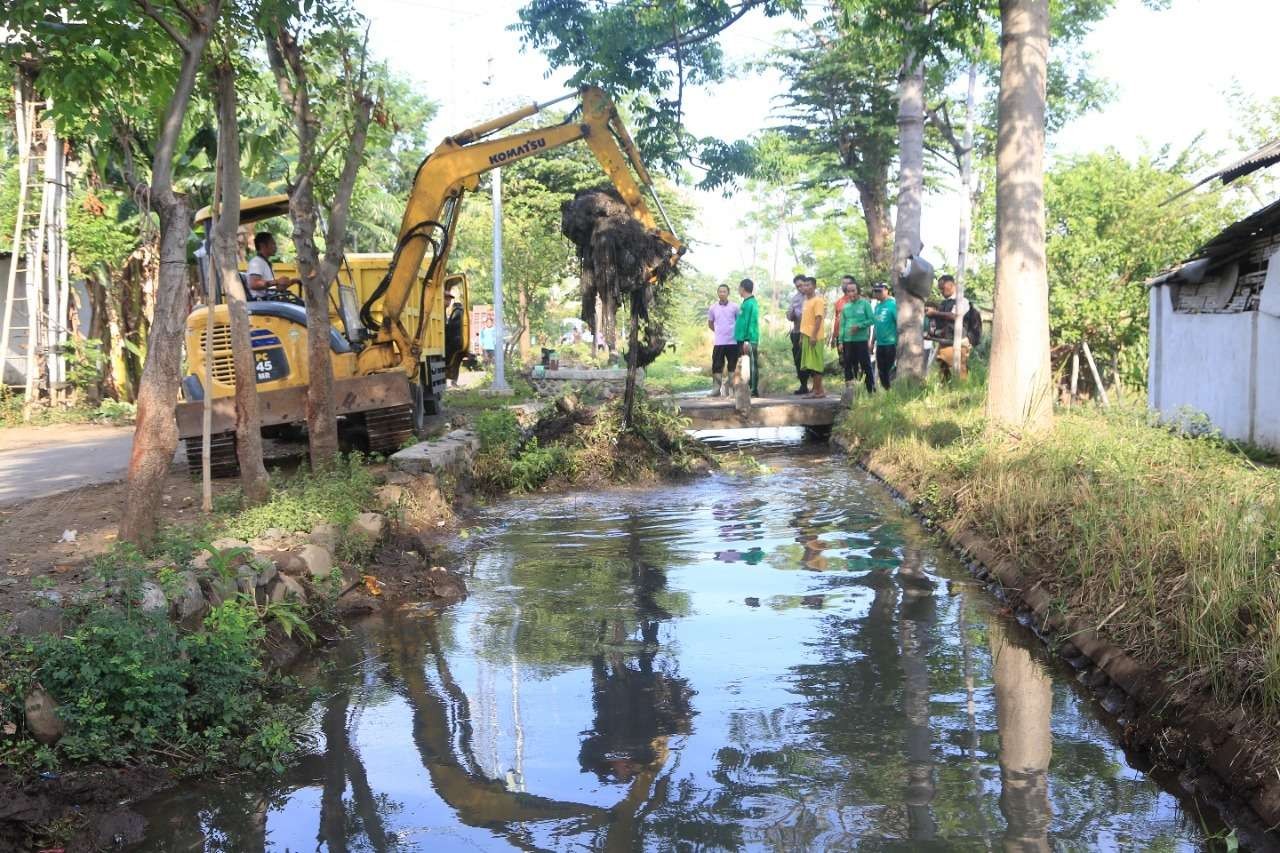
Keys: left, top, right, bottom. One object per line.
{"left": 176, "top": 86, "right": 684, "bottom": 475}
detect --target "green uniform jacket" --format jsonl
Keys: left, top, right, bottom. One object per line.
{"left": 839, "top": 299, "right": 875, "bottom": 343}
{"left": 873, "top": 298, "right": 898, "bottom": 346}
{"left": 734, "top": 295, "right": 760, "bottom": 343}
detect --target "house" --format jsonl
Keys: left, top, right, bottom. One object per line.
{"left": 1147, "top": 198, "right": 1280, "bottom": 448}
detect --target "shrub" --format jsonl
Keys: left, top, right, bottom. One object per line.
{"left": 0, "top": 600, "right": 290, "bottom": 771}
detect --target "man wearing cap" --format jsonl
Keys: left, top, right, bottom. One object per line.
{"left": 871, "top": 283, "right": 897, "bottom": 390}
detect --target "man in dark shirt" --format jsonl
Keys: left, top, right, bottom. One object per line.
{"left": 785, "top": 274, "right": 808, "bottom": 395}
{"left": 925, "top": 274, "right": 972, "bottom": 381}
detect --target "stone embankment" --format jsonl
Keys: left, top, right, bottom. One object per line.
{"left": 11, "top": 430, "right": 485, "bottom": 755}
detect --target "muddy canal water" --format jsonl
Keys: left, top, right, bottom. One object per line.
{"left": 132, "top": 436, "right": 1220, "bottom": 851}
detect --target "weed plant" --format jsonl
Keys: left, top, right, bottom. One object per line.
{"left": 220, "top": 455, "right": 377, "bottom": 541}
{"left": 0, "top": 601, "right": 298, "bottom": 773}
{"left": 836, "top": 374, "right": 1280, "bottom": 714}
{"left": 472, "top": 391, "right": 706, "bottom": 494}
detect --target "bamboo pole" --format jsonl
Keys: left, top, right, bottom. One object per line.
{"left": 201, "top": 146, "right": 222, "bottom": 513}
{"left": 55, "top": 137, "right": 70, "bottom": 399}
{"left": 953, "top": 62, "right": 978, "bottom": 379}
{"left": 1069, "top": 349, "right": 1079, "bottom": 407}
{"left": 1081, "top": 340, "right": 1109, "bottom": 409}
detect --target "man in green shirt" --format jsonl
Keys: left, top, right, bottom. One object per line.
{"left": 871, "top": 282, "right": 897, "bottom": 390}
{"left": 734, "top": 278, "right": 761, "bottom": 398}
{"left": 839, "top": 284, "right": 876, "bottom": 394}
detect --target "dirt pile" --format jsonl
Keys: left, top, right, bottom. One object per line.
{"left": 561, "top": 188, "right": 675, "bottom": 368}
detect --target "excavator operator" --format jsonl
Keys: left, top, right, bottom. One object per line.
{"left": 247, "top": 232, "right": 300, "bottom": 300}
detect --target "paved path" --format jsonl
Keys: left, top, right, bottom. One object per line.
{"left": 0, "top": 424, "right": 138, "bottom": 505}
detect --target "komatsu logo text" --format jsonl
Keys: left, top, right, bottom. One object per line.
{"left": 488, "top": 137, "right": 547, "bottom": 166}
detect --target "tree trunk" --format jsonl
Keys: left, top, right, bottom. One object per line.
{"left": 213, "top": 61, "right": 270, "bottom": 504}
{"left": 119, "top": 3, "right": 221, "bottom": 545}
{"left": 989, "top": 622, "right": 1053, "bottom": 852}
{"left": 953, "top": 62, "right": 978, "bottom": 378}
{"left": 855, "top": 178, "right": 893, "bottom": 278}
{"left": 294, "top": 206, "right": 341, "bottom": 467}
{"left": 987, "top": 0, "right": 1053, "bottom": 430}
{"left": 266, "top": 26, "right": 374, "bottom": 469}
{"left": 517, "top": 282, "right": 531, "bottom": 363}
{"left": 893, "top": 39, "right": 927, "bottom": 379}
{"left": 120, "top": 195, "right": 193, "bottom": 544}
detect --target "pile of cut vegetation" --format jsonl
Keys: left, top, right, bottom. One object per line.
{"left": 471, "top": 393, "right": 711, "bottom": 495}
{"left": 562, "top": 187, "right": 675, "bottom": 369}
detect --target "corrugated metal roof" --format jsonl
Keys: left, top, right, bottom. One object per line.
{"left": 1162, "top": 138, "right": 1280, "bottom": 206}
{"left": 1148, "top": 196, "right": 1280, "bottom": 287}
{"left": 1213, "top": 138, "right": 1280, "bottom": 185}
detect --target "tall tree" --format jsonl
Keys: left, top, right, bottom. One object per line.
{"left": 986, "top": 0, "right": 1051, "bottom": 430}
{"left": 264, "top": 10, "right": 375, "bottom": 467}
{"left": 211, "top": 52, "right": 269, "bottom": 503}
{"left": 516, "top": 0, "right": 805, "bottom": 177}
{"left": 892, "top": 7, "right": 929, "bottom": 379}
{"left": 118, "top": 0, "right": 223, "bottom": 543}
{"left": 771, "top": 21, "right": 899, "bottom": 277}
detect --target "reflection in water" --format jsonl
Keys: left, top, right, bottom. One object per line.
{"left": 131, "top": 455, "right": 1221, "bottom": 851}
{"left": 991, "top": 619, "right": 1054, "bottom": 852}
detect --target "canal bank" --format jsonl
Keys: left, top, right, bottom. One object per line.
{"left": 832, "top": 378, "right": 1280, "bottom": 842}
{"left": 124, "top": 440, "right": 1236, "bottom": 850}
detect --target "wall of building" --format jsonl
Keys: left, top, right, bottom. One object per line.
{"left": 1149, "top": 285, "right": 1278, "bottom": 448}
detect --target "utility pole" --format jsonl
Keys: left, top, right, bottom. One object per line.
{"left": 485, "top": 58, "right": 509, "bottom": 390}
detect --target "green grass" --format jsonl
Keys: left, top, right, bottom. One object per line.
{"left": 836, "top": 376, "right": 1280, "bottom": 715}
{"left": 216, "top": 455, "right": 378, "bottom": 542}
{"left": 644, "top": 357, "right": 712, "bottom": 394}
{"left": 0, "top": 388, "right": 136, "bottom": 428}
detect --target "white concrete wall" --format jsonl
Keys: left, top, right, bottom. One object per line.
{"left": 1148, "top": 284, "right": 1278, "bottom": 448}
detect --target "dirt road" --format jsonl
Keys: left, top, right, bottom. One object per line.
{"left": 0, "top": 423, "right": 140, "bottom": 505}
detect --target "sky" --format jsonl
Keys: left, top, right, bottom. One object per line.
{"left": 356, "top": 0, "right": 1279, "bottom": 280}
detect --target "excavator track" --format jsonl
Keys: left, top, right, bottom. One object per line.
{"left": 365, "top": 404, "right": 415, "bottom": 456}
{"left": 184, "top": 432, "right": 240, "bottom": 478}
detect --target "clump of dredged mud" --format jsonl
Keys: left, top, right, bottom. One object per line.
{"left": 561, "top": 188, "right": 675, "bottom": 367}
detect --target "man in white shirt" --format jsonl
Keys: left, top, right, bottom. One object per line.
{"left": 246, "top": 232, "right": 299, "bottom": 299}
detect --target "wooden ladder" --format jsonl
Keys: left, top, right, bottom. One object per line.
{"left": 0, "top": 68, "right": 48, "bottom": 408}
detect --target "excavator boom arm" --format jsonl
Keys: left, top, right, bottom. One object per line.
{"left": 357, "top": 86, "right": 682, "bottom": 377}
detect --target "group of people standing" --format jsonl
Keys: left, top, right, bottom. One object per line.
{"left": 786, "top": 274, "right": 898, "bottom": 399}
{"left": 707, "top": 271, "right": 977, "bottom": 400}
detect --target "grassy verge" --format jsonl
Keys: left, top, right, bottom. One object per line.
{"left": 0, "top": 457, "right": 381, "bottom": 780}
{"left": 835, "top": 376, "right": 1280, "bottom": 717}
{"left": 0, "top": 388, "right": 136, "bottom": 428}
